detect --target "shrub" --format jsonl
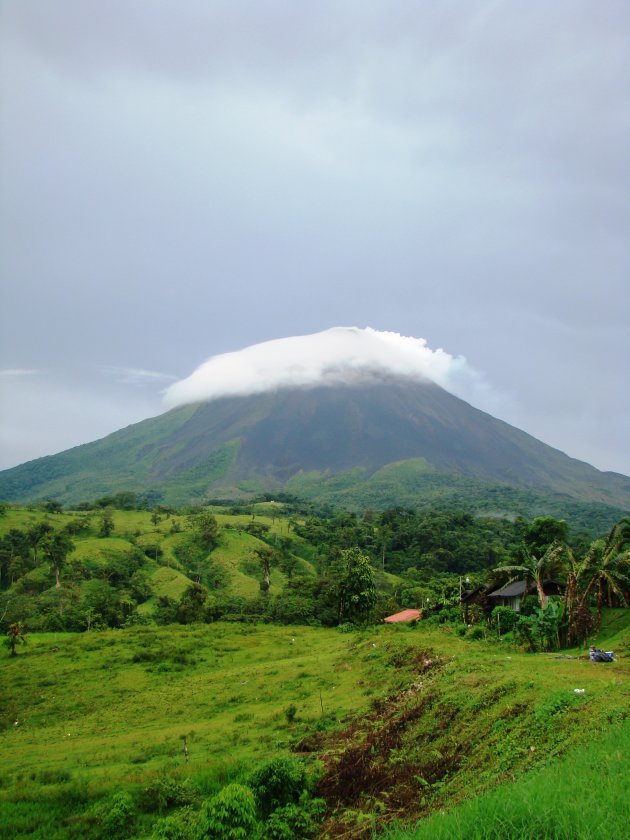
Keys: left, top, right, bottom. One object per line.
{"left": 491, "top": 606, "right": 518, "bottom": 634}
{"left": 468, "top": 625, "right": 485, "bottom": 640}
{"left": 96, "top": 791, "right": 137, "bottom": 839}
{"left": 248, "top": 757, "right": 307, "bottom": 818}
{"left": 437, "top": 607, "right": 460, "bottom": 625}
{"left": 150, "top": 806, "right": 198, "bottom": 839}
{"left": 197, "top": 783, "right": 257, "bottom": 840}
{"left": 263, "top": 800, "right": 326, "bottom": 839}
{"left": 513, "top": 614, "right": 539, "bottom": 652}
{"left": 139, "top": 775, "right": 198, "bottom": 813}
{"left": 284, "top": 704, "right": 297, "bottom": 724}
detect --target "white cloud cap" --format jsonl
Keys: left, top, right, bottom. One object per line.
{"left": 163, "top": 327, "right": 472, "bottom": 408}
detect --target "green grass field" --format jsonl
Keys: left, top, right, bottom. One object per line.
{"left": 1, "top": 616, "right": 628, "bottom": 838}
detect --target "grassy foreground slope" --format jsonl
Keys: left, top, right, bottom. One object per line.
{"left": 1, "top": 617, "right": 629, "bottom": 838}
{"left": 382, "top": 719, "right": 630, "bottom": 840}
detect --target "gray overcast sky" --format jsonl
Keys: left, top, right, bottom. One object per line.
{"left": 1, "top": 0, "right": 629, "bottom": 475}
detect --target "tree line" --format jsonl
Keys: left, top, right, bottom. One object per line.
{"left": 1, "top": 497, "right": 628, "bottom": 647}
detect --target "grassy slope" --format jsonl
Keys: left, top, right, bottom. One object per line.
{"left": 0, "top": 624, "right": 388, "bottom": 838}
{"left": 380, "top": 613, "right": 630, "bottom": 839}
{"left": 381, "top": 720, "right": 630, "bottom": 840}
{"left": 1, "top": 617, "right": 629, "bottom": 839}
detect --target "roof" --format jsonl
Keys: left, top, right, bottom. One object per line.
{"left": 488, "top": 579, "right": 565, "bottom": 599}
{"left": 488, "top": 580, "right": 528, "bottom": 598}
{"left": 384, "top": 609, "right": 421, "bottom": 623}
{"left": 461, "top": 585, "right": 486, "bottom": 603}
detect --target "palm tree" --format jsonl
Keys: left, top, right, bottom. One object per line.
{"left": 577, "top": 518, "right": 630, "bottom": 622}
{"left": 494, "top": 541, "right": 567, "bottom": 609}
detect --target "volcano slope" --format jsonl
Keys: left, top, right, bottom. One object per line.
{"left": 1, "top": 379, "right": 629, "bottom": 523}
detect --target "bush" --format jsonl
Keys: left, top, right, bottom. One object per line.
{"left": 468, "top": 625, "right": 485, "bottom": 640}
{"left": 491, "top": 606, "right": 518, "bottom": 635}
{"left": 150, "top": 806, "right": 198, "bottom": 839}
{"left": 248, "top": 757, "right": 307, "bottom": 818}
{"left": 437, "top": 607, "right": 461, "bottom": 625}
{"left": 197, "top": 783, "right": 257, "bottom": 840}
{"left": 139, "top": 775, "right": 198, "bottom": 814}
{"left": 95, "top": 791, "right": 137, "bottom": 839}
{"left": 263, "top": 800, "right": 326, "bottom": 839}
{"left": 513, "top": 614, "right": 539, "bottom": 652}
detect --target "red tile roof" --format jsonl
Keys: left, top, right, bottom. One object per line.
{"left": 383, "top": 609, "right": 421, "bottom": 623}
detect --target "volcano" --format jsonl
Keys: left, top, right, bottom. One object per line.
{"left": 1, "top": 375, "right": 629, "bottom": 518}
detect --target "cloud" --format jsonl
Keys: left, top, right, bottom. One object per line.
{"left": 0, "top": 368, "right": 43, "bottom": 377}
{"left": 102, "top": 366, "right": 177, "bottom": 386}
{"left": 163, "top": 327, "right": 478, "bottom": 408}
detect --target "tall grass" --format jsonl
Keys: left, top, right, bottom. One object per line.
{"left": 382, "top": 718, "right": 630, "bottom": 840}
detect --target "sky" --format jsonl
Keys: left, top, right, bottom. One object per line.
{"left": 0, "top": 1, "right": 628, "bottom": 475}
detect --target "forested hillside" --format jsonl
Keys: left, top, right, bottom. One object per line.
{"left": 0, "top": 497, "right": 559, "bottom": 631}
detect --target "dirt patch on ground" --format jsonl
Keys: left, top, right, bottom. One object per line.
{"left": 313, "top": 648, "right": 463, "bottom": 838}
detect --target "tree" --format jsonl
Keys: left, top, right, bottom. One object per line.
{"left": 524, "top": 516, "right": 569, "bottom": 556}
{"left": 0, "top": 529, "right": 30, "bottom": 588}
{"left": 26, "top": 521, "right": 54, "bottom": 566}
{"left": 6, "top": 622, "right": 26, "bottom": 656}
{"left": 577, "top": 518, "right": 630, "bottom": 622}
{"left": 177, "top": 582, "right": 208, "bottom": 624}
{"left": 99, "top": 508, "right": 115, "bottom": 538}
{"left": 254, "top": 545, "right": 277, "bottom": 593}
{"left": 494, "top": 541, "right": 566, "bottom": 609}
{"left": 277, "top": 536, "right": 298, "bottom": 580}
{"left": 188, "top": 510, "right": 220, "bottom": 551}
{"left": 338, "top": 547, "right": 377, "bottom": 624}
{"left": 41, "top": 499, "right": 63, "bottom": 514}
{"left": 41, "top": 531, "right": 75, "bottom": 590}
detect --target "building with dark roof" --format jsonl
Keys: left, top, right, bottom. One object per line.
{"left": 487, "top": 580, "right": 564, "bottom": 612}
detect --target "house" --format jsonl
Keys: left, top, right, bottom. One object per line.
{"left": 384, "top": 609, "right": 421, "bottom": 623}
{"left": 460, "top": 585, "right": 491, "bottom": 622}
{"left": 487, "top": 580, "right": 564, "bottom": 612}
